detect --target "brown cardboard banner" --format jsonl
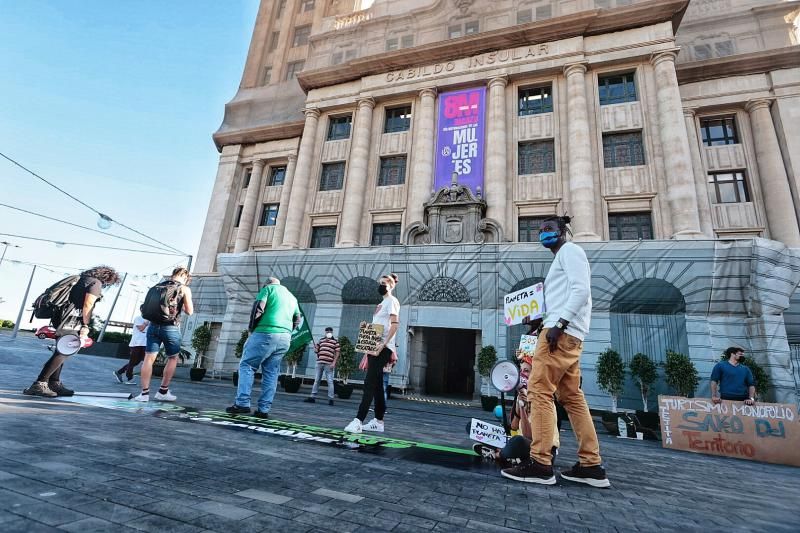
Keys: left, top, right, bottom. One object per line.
{"left": 355, "top": 322, "right": 384, "bottom": 354}
{"left": 658, "top": 395, "right": 800, "bottom": 467}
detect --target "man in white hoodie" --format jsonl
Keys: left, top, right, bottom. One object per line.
{"left": 501, "top": 215, "right": 610, "bottom": 488}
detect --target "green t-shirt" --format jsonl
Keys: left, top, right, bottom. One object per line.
{"left": 253, "top": 284, "right": 300, "bottom": 334}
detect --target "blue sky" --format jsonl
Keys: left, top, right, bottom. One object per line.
{"left": 0, "top": 0, "right": 259, "bottom": 326}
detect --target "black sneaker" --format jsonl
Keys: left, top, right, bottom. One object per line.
{"left": 23, "top": 381, "right": 57, "bottom": 398}
{"left": 303, "top": 397, "right": 315, "bottom": 403}
{"left": 252, "top": 411, "right": 269, "bottom": 419}
{"left": 560, "top": 462, "right": 611, "bottom": 488}
{"left": 48, "top": 381, "right": 74, "bottom": 397}
{"left": 225, "top": 404, "right": 251, "bottom": 415}
{"left": 113, "top": 370, "right": 124, "bottom": 384}
{"left": 501, "top": 458, "right": 556, "bottom": 485}
{"left": 328, "top": 399, "right": 334, "bottom": 406}
{"left": 552, "top": 446, "right": 559, "bottom": 465}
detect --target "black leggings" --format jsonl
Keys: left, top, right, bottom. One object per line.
{"left": 356, "top": 348, "right": 391, "bottom": 422}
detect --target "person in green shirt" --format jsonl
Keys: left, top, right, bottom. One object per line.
{"left": 226, "top": 277, "right": 300, "bottom": 418}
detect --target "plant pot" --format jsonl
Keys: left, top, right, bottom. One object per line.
{"left": 153, "top": 364, "right": 165, "bottom": 378}
{"left": 277, "top": 374, "right": 285, "bottom": 386}
{"left": 635, "top": 410, "right": 661, "bottom": 430}
{"left": 232, "top": 371, "right": 239, "bottom": 387}
{"left": 282, "top": 376, "right": 302, "bottom": 393}
{"left": 190, "top": 368, "right": 206, "bottom": 382}
{"left": 336, "top": 382, "right": 354, "bottom": 399}
{"left": 480, "top": 395, "right": 499, "bottom": 412}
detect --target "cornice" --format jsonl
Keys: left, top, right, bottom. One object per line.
{"left": 676, "top": 46, "right": 800, "bottom": 85}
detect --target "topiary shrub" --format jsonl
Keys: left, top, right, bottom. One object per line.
{"left": 191, "top": 323, "right": 212, "bottom": 369}
{"left": 629, "top": 353, "right": 658, "bottom": 412}
{"left": 478, "top": 345, "right": 498, "bottom": 396}
{"left": 664, "top": 350, "right": 699, "bottom": 398}
{"left": 596, "top": 348, "right": 625, "bottom": 412}
{"left": 234, "top": 329, "right": 249, "bottom": 359}
{"left": 336, "top": 336, "right": 356, "bottom": 384}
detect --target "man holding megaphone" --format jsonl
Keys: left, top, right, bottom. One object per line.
{"left": 24, "top": 266, "right": 122, "bottom": 397}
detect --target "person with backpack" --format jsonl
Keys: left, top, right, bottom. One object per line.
{"left": 24, "top": 266, "right": 122, "bottom": 397}
{"left": 132, "top": 267, "right": 193, "bottom": 402}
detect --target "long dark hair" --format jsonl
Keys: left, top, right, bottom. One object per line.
{"left": 81, "top": 265, "right": 122, "bottom": 288}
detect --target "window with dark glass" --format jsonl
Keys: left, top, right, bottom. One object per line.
{"left": 700, "top": 117, "right": 738, "bottom": 146}
{"left": 234, "top": 205, "right": 244, "bottom": 228}
{"left": 327, "top": 115, "right": 352, "bottom": 140}
{"left": 598, "top": 72, "right": 637, "bottom": 105}
{"left": 536, "top": 5, "right": 552, "bottom": 19}
{"left": 708, "top": 172, "right": 750, "bottom": 204}
{"left": 384, "top": 106, "right": 411, "bottom": 133}
{"left": 608, "top": 212, "right": 653, "bottom": 240}
{"left": 293, "top": 25, "right": 311, "bottom": 47}
{"left": 378, "top": 156, "right": 407, "bottom": 186}
{"left": 715, "top": 40, "right": 734, "bottom": 57}
{"left": 371, "top": 223, "right": 401, "bottom": 246}
{"left": 300, "top": 0, "right": 315, "bottom": 12}
{"left": 694, "top": 44, "right": 712, "bottom": 60}
{"left": 243, "top": 168, "right": 252, "bottom": 188}
{"left": 517, "top": 9, "right": 532, "bottom": 24}
{"left": 332, "top": 52, "right": 343, "bottom": 65}
{"left": 319, "top": 162, "right": 345, "bottom": 191}
{"left": 519, "top": 141, "right": 555, "bottom": 175}
{"left": 269, "top": 31, "right": 280, "bottom": 51}
{"left": 518, "top": 85, "right": 553, "bottom": 116}
{"left": 269, "top": 166, "right": 286, "bottom": 186}
{"left": 518, "top": 217, "right": 548, "bottom": 242}
{"left": 310, "top": 226, "right": 336, "bottom": 248}
{"left": 448, "top": 21, "right": 479, "bottom": 38}
{"left": 401, "top": 35, "right": 414, "bottom": 48}
{"left": 603, "top": 132, "right": 645, "bottom": 167}
{"left": 259, "top": 204, "right": 279, "bottom": 227}
{"left": 263, "top": 67, "right": 272, "bottom": 85}
{"left": 385, "top": 38, "right": 398, "bottom": 51}
{"left": 465, "top": 21, "right": 479, "bottom": 34}
{"left": 285, "top": 61, "right": 304, "bottom": 80}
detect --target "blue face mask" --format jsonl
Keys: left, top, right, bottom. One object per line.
{"left": 539, "top": 231, "right": 560, "bottom": 248}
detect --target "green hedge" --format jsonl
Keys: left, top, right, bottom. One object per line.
{"left": 101, "top": 332, "right": 132, "bottom": 344}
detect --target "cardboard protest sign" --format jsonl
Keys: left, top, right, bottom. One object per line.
{"left": 659, "top": 395, "right": 800, "bottom": 467}
{"left": 355, "top": 322, "right": 384, "bottom": 354}
{"left": 503, "top": 283, "right": 544, "bottom": 326}
{"left": 518, "top": 335, "right": 538, "bottom": 359}
{"left": 468, "top": 418, "right": 507, "bottom": 448}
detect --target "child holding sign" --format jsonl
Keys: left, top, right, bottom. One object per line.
{"left": 344, "top": 274, "right": 400, "bottom": 434}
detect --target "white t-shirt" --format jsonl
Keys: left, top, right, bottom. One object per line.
{"left": 129, "top": 316, "right": 149, "bottom": 347}
{"left": 372, "top": 295, "right": 400, "bottom": 353}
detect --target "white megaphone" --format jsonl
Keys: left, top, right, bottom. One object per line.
{"left": 55, "top": 334, "right": 94, "bottom": 355}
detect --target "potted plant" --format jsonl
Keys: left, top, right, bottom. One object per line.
{"left": 282, "top": 347, "right": 305, "bottom": 393}
{"left": 335, "top": 336, "right": 356, "bottom": 399}
{"left": 664, "top": 350, "right": 699, "bottom": 398}
{"left": 232, "top": 329, "right": 249, "bottom": 387}
{"left": 153, "top": 348, "right": 189, "bottom": 377}
{"left": 478, "top": 345, "right": 498, "bottom": 411}
{"left": 629, "top": 352, "right": 660, "bottom": 430}
{"left": 190, "top": 323, "right": 212, "bottom": 381}
{"left": 596, "top": 348, "right": 626, "bottom": 435}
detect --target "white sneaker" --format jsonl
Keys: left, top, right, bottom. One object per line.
{"left": 154, "top": 390, "right": 176, "bottom": 402}
{"left": 362, "top": 418, "right": 384, "bottom": 432}
{"left": 131, "top": 393, "right": 149, "bottom": 402}
{"left": 344, "top": 418, "right": 363, "bottom": 433}
{"left": 124, "top": 379, "right": 137, "bottom": 386}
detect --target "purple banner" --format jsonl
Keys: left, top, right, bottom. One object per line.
{"left": 434, "top": 87, "right": 486, "bottom": 193}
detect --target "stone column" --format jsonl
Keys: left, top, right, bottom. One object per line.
{"left": 272, "top": 153, "right": 297, "bottom": 248}
{"left": 282, "top": 108, "right": 321, "bottom": 248}
{"left": 406, "top": 88, "right": 437, "bottom": 227}
{"left": 485, "top": 76, "right": 508, "bottom": 235}
{"left": 339, "top": 98, "right": 376, "bottom": 247}
{"left": 746, "top": 99, "right": 800, "bottom": 247}
{"left": 194, "top": 145, "right": 242, "bottom": 272}
{"left": 563, "top": 63, "right": 600, "bottom": 240}
{"left": 233, "top": 159, "right": 266, "bottom": 253}
{"left": 651, "top": 50, "right": 702, "bottom": 238}
{"left": 683, "top": 108, "right": 714, "bottom": 237}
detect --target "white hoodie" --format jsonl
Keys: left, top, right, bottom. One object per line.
{"left": 542, "top": 242, "right": 592, "bottom": 341}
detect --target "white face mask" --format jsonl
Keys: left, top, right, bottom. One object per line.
{"left": 325, "top": 333, "right": 333, "bottom": 338}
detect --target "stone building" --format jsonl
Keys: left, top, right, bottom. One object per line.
{"left": 189, "top": 0, "right": 800, "bottom": 409}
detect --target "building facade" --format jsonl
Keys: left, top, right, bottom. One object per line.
{"left": 190, "top": 0, "right": 800, "bottom": 409}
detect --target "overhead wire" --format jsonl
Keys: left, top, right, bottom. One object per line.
{"left": 0, "top": 203, "right": 177, "bottom": 254}
{"left": 0, "top": 151, "right": 189, "bottom": 256}
{"left": 0, "top": 233, "right": 185, "bottom": 256}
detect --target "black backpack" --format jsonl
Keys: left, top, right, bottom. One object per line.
{"left": 141, "top": 280, "right": 183, "bottom": 324}
{"left": 31, "top": 275, "right": 81, "bottom": 320}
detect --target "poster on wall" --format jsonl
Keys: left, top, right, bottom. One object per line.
{"left": 434, "top": 87, "right": 486, "bottom": 193}
{"left": 658, "top": 395, "right": 800, "bottom": 467}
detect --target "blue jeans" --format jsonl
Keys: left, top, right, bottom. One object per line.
{"left": 235, "top": 332, "right": 291, "bottom": 413}
{"left": 311, "top": 363, "right": 335, "bottom": 399}
{"left": 146, "top": 324, "right": 182, "bottom": 356}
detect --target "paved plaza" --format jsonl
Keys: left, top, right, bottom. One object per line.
{"left": 0, "top": 334, "right": 797, "bottom": 533}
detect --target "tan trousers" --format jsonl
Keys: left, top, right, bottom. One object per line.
{"left": 528, "top": 328, "right": 601, "bottom": 466}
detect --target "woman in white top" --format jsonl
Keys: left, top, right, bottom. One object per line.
{"left": 344, "top": 273, "right": 400, "bottom": 434}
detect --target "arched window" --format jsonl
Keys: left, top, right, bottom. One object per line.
{"left": 610, "top": 278, "right": 687, "bottom": 365}
{"left": 418, "top": 277, "right": 471, "bottom": 303}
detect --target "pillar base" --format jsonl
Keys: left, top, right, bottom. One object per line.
{"left": 571, "top": 232, "right": 602, "bottom": 242}
{"left": 672, "top": 230, "right": 705, "bottom": 240}
{"left": 337, "top": 241, "right": 358, "bottom": 248}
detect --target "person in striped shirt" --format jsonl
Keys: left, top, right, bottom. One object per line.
{"left": 304, "top": 327, "right": 340, "bottom": 405}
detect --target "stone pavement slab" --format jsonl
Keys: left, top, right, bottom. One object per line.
{"left": 0, "top": 334, "right": 798, "bottom": 532}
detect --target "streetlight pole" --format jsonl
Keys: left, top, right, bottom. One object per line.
{"left": 98, "top": 272, "right": 127, "bottom": 342}
{"left": 11, "top": 265, "right": 36, "bottom": 340}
